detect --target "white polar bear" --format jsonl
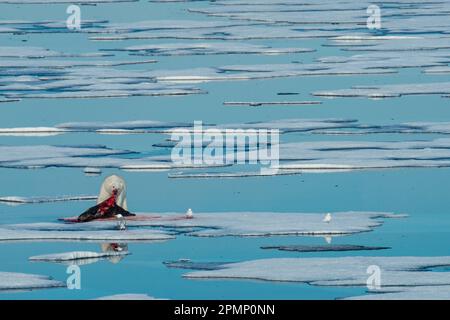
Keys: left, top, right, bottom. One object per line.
{"left": 97, "top": 175, "right": 128, "bottom": 210}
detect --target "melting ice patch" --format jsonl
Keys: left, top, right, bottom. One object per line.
{"left": 309, "top": 122, "right": 450, "bottom": 135}
{"left": 223, "top": 101, "right": 322, "bottom": 107}
{"left": 165, "top": 259, "right": 232, "bottom": 271}
{"left": 0, "top": 228, "right": 174, "bottom": 242}
{"left": 347, "top": 286, "right": 450, "bottom": 300}
{"left": 261, "top": 244, "right": 390, "bottom": 252}
{"left": 90, "top": 25, "right": 340, "bottom": 41}
{"left": 29, "top": 251, "right": 129, "bottom": 263}
{"left": 0, "top": 195, "right": 96, "bottom": 205}
{"left": 0, "top": 47, "right": 112, "bottom": 59}
{"left": 56, "top": 120, "right": 193, "bottom": 132}
{"left": 110, "top": 42, "right": 314, "bottom": 56}
{"left": 0, "top": 272, "right": 64, "bottom": 291}
{"left": 0, "top": 127, "right": 67, "bottom": 137}
{"left": 313, "top": 82, "right": 450, "bottom": 99}
{"left": 0, "top": 145, "right": 134, "bottom": 169}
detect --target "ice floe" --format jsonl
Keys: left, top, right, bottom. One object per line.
{"left": 313, "top": 82, "right": 450, "bottom": 99}
{"left": 29, "top": 251, "right": 129, "bottom": 263}
{"left": 223, "top": 101, "right": 322, "bottom": 107}
{"left": 0, "top": 47, "right": 112, "bottom": 59}
{"left": 2, "top": 118, "right": 357, "bottom": 136}
{"left": 84, "top": 167, "right": 102, "bottom": 176}
{"left": 0, "top": 145, "right": 133, "bottom": 167}
{"left": 0, "top": 228, "right": 174, "bottom": 242}
{"left": 261, "top": 244, "right": 390, "bottom": 252}
{"left": 164, "top": 259, "right": 231, "bottom": 271}
{"left": 0, "top": 144, "right": 181, "bottom": 171}
{"left": 0, "top": 272, "right": 64, "bottom": 291}
{"left": 3, "top": 211, "right": 403, "bottom": 238}
{"left": 90, "top": 25, "right": 339, "bottom": 41}
{"left": 115, "top": 211, "right": 402, "bottom": 237}
{"left": 309, "top": 122, "right": 450, "bottom": 135}
{"left": 0, "top": 195, "right": 96, "bottom": 205}
{"left": 56, "top": 120, "right": 193, "bottom": 132}
{"left": 110, "top": 42, "right": 314, "bottom": 56}
{"left": 0, "top": 0, "right": 137, "bottom": 3}
{"left": 174, "top": 118, "right": 357, "bottom": 134}
{"left": 96, "top": 294, "right": 161, "bottom": 300}
{"left": 0, "top": 127, "right": 67, "bottom": 137}
{"left": 347, "top": 286, "right": 450, "bottom": 300}
{"left": 167, "top": 137, "right": 450, "bottom": 177}
{"left": 183, "top": 256, "right": 450, "bottom": 293}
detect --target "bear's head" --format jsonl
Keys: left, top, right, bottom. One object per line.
{"left": 97, "top": 175, "right": 128, "bottom": 210}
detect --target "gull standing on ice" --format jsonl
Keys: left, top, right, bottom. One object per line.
{"left": 116, "top": 214, "right": 127, "bottom": 230}
{"left": 186, "top": 208, "right": 193, "bottom": 219}
{"left": 323, "top": 213, "right": 332, "bottom": 223}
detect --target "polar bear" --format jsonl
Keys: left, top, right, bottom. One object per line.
{"left": 77, "top": 175, "right": 134, "bottom": 222}
{"left": 97, "top": 174, "right": 128, "bottom": 210}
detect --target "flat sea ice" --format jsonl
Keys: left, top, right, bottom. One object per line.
{"left": 183, "top": 256, "right": 450, "bottom": 294}
{"left": 0, "top": 272, "right": 64, "bottom": 291}
{"left": 261, "top": 244, "right": 390, "bottom": 252}
{"left": 4, "top": 211, "right": 403, "bottom": 238}
{"left": 29, "top": 251, "right": 129, "bottom": 262}
{"left": 0, "top": 228, "right": 174, "bottom": 242}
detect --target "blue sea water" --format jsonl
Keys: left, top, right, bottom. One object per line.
{"left": 0, "top": 1, "right": 450, "bottom": 299}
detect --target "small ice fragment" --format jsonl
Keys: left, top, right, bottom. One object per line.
{"left": 96, "top": 294, "right": 162, "bottom": 300}
{"left": 223, "top": 101, "right": 322, "bottom": 107}
{"left": 324, "top": 236, "right": 332, "bottom": 244}
{"left": 186, "top": 208, "right": 193, "bottom": 219}
{"left": 84, "top": 167, "right": 102, "bottom": 176}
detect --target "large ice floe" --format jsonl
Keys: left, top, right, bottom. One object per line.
{"left": 0, "top": 272, "right": 64, "bottom": 291}
{"left": 147, "top": 212, "right": 403, "bottom": 237}
{"left": 180, "top": 256, "right": 450, "bottom": 300}
{"left": 2, "top": 211, "right": 404, "bottom": 239}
